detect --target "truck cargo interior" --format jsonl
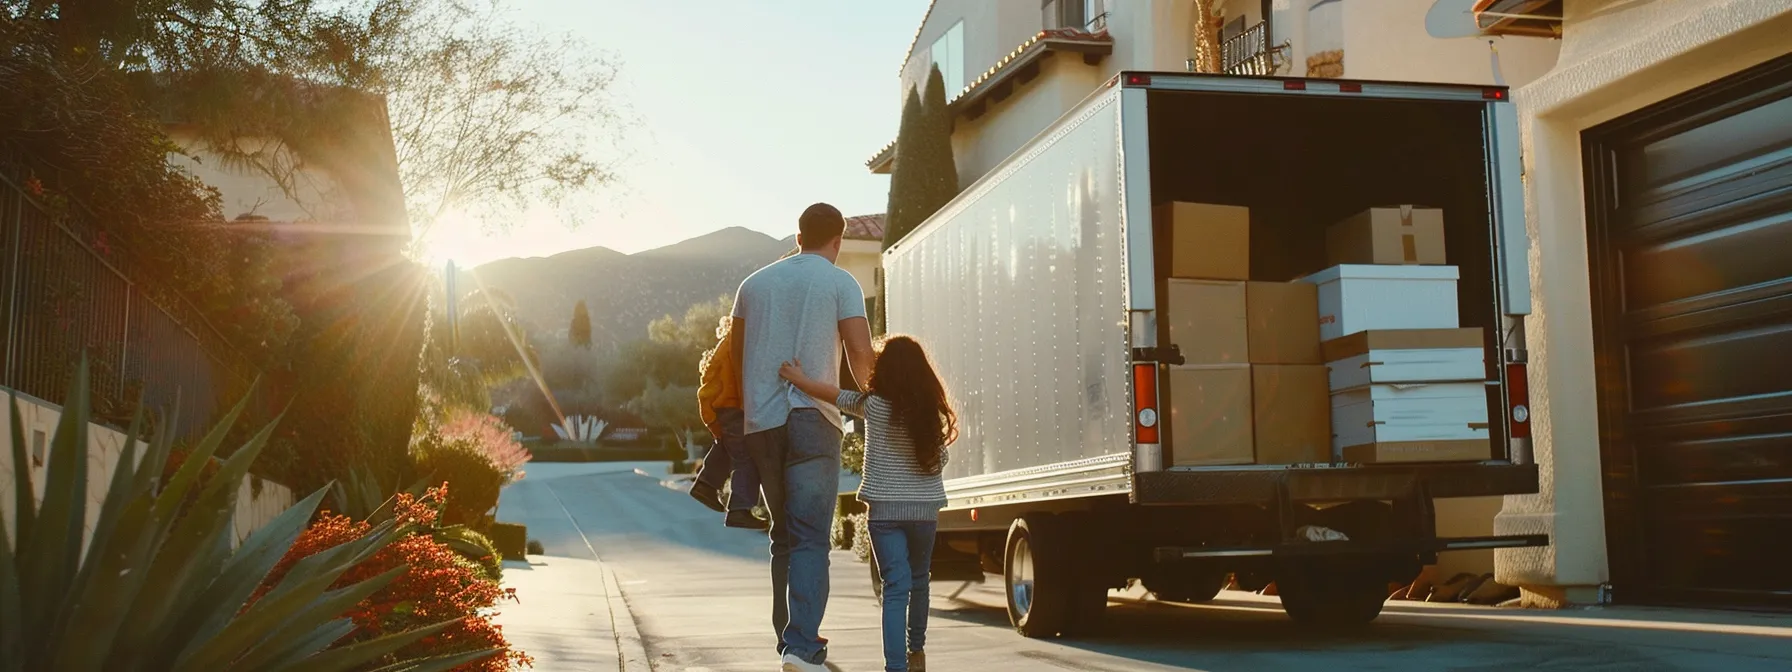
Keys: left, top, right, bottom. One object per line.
{"left": 1147, "top": 90, "right": 1509, "bottom": 462}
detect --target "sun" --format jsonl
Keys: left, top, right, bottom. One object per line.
{"left": 415, "top": 207, "right": 484, "bottom": 268}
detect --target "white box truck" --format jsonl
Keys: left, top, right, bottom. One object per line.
{"left": 876, "top": 71, "right": 1547, "bottom": 637}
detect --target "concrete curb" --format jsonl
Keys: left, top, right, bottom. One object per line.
{"left": 601, "top": 560, "right": 654, "bottom": 672}
{"left": 543, "top": 479, "right": 655, "bottom": 672}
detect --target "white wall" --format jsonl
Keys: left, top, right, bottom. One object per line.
{"left": 2, "top": 393, "right": 296, "bottom": 550}
{"left": 901, "top": 0, "right": 1046, "bottom": 102}
{"left": 1494, "top": 0, "right": 1792, "bottom": 607}
{"left": 949, "top": 51, "right": 1109, "bottom": 188}
{"left": 838, "top": 239, "right": 883, "bottom": 300}
{"left": 164, "top": 128, "right": 356, "bottom": 224}
{"left": 1343, "top": 0, "right": 1560, "bottom": 87}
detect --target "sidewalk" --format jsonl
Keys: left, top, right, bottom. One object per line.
{"left": 493, "top": 555, "right": 649, "bottom": 671}
{"left": 492, "top": 462, "right": 659, "bottom": 672}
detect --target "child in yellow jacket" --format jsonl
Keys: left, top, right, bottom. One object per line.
{"left": 691, "top": 315, "right": 764, "bottom": 529}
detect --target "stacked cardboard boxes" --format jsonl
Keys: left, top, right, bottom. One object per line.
{"left": 1158, "top": 202, "right": 1331, "bottom": 467}
{"left": 1160, "top": 202, "right": 1253, "bottom": 467}
{"left": 1306, "top": 206, "right": 1492, "bottom": 463}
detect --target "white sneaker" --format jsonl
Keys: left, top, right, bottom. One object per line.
{"left": 780, "top": 653, "right": 827, "bottom": 672}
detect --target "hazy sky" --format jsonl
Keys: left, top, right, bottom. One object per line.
{"left": 422, "top": 0, "right": 928, "bottom": 267}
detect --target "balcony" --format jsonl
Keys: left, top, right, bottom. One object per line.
{"left": 1186, "top": 21, "right": 1280, "bottom": 76}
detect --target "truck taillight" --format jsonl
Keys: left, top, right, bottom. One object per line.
{"left": 1506, "top": 362, "right": 1530, "bottom": 439}
{"left": 1133, "top": 363, "right": 1160, "bottom": 444}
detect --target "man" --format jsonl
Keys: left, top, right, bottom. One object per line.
{"left": 732, "top": 203, "right": 875, "bottom": 671}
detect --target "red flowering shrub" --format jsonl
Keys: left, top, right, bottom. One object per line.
{"left": 255, "top": 486, "right": 532, "bottom": 671}
{"left": 440, "top": 409, "right": 532, "bottom": 479}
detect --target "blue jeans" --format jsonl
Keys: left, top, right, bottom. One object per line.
{"left": 869, "top": 520, "right": 936, "bottom": 672}
{"left": 746, "top": 409, "right": 841, "bottom": 664}
{"left": 695, "top": 408, "right": 759, "bottom": 511}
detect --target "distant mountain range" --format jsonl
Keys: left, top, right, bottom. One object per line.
{"left": 463, "top": 227, "right": 794, "bottom": 349}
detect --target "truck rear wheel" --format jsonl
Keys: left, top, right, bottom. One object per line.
{"left": 1275, "top": 558, "right": 1388, "bottom": 628}
{"left": 1143, "top": 568, "right": 1228, "bottom": 603}
{"left": 1004, "top": 514, "right": 1075, "bottom": 638}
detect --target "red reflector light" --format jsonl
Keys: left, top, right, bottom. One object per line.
{"left": 1484, "top": 88, "right": 1507, "bottom": 100}
{"left": 1133, "top": 363, "right": 1160, "bottom": 445}
{"left": 1284, "top": 80, "right": 1307, "bottom": 91}
{"left": 1126, "top": 73, "right": 1152, "bottom": 86}
{"left": 970, "top": 509, "right": 979, "bottom": 522}
{"left": 1505, "top": 362, "right": 1531, "bottom": 440}
{"left": 1339, "top": 83, "right": 1362, "bottom": 93}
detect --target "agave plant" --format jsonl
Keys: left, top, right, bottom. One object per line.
{"left": 0, "top": 360, "right": 499, "bottom": 671}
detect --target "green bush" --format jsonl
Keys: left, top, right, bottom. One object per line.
{"left": 433, "top": 526, "right": 504, "bottom": 584}
{"left": 526, "top": 539, "right": 545, "bottom": 555}
{"left": 411, "top": 434, "right": 507, "bottom": 527}
{"left": 489, "top": 522, "right": 528, "bottom": 560}
{"left": 0, "top": 360, "right": 496, "bottom": 671}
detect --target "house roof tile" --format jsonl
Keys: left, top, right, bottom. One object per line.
{"left": 844, "top": 213, "right": 886, "bottom": 241}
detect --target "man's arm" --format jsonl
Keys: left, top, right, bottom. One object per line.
{"left": 839, "top": 316, "right": 873, "bottom": 392}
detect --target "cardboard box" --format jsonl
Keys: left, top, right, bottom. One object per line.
{"left": 1340, "top": 439, "right": 1491, "bottom": 464}
{"left": 1247, "top": 281, "right": 1322, "bottom": 364}
{"left": 1322, "top": 328, "right": 1485, "bottom": 390}
{"left": 1159, "top": 202, "right": 1250, "bottom": 280}
{"left": 1302, "top": 264, "right": 1460, "bottom": 341}
{"left": 1168, "top": 365, "right": 1254, "bottom": 466}
{"left": 1330, "top": 382, "right": 1490, "bottom": 453}
{"left": 1166, "top": 279, "right": 1248, "bottom": 365}
{"left": 1252, "top": 365, "right": 1331, "bottom": 464}
{"left": 1326, "top": 206, "right": 1446, "bottom": 266}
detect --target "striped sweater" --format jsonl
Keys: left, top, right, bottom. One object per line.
{"left": 836, "top": 390, "right": 948, "bottom": 521}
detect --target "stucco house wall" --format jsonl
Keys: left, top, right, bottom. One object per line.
{"left": 1493, "top": 0, "right": 1792, "bottom": 607}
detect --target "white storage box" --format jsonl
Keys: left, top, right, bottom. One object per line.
{"left": 1322, "top": 328, "right": 1486, "bottom": 391}
{"left": 1301, "top": 264, "right": 1460, "bottom": 341}
{"left": 1330, "top": 382, "right": 1489, "bottom": 453}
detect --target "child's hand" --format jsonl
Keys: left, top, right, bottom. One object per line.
{"left": 778, "top": 359, "right": 805, "bottom": 383}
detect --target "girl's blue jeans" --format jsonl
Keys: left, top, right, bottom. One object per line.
{"left": 869, "top": 519, "right": 937, "bottom": 672}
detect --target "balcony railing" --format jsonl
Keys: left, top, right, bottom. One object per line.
{"left": 1187, "top": 21, "right": 1281, "bottom": 75}
{"left": 1221, "top": 21, "right": 1272, "bottom": 75}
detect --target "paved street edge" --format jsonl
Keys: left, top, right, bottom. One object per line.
{"left": 602, "top": 558, "right": 654, "bottom": 672}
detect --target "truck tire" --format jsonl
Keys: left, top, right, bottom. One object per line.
{"left": 1275, "top": 558, "right": 1388, "bottom": 628}
{"left": 1143, "top": 568, "right": 1228, "bottom": 603}
{"left": 1004, "top": 514, "right": 1075, "bottom": 638}
{"left": 1061, "top": 513, "right": 1110, "bottom": 635}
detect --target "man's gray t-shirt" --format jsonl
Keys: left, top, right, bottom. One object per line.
{"left": 733, "top": 253, "right": 867, "bottom": 435}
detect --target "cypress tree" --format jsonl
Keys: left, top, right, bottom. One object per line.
{"left": 570, "top": 299, "right": 592, "bottom": 348}
{"left": 882, "top": 86, "right": 925, "bottom": 249}
{"left": 916, "top": 63, "right": 960, "bottom": 219}
{"left": 882, "top": 65, "right": 960, "bottom": 249}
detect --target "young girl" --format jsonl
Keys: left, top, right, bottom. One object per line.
{"left": 780, "top": 336, "right": 956, "bottom": 672}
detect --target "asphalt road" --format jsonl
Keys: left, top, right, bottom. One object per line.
{"left": 498, "top": 462, "right": 1792, "bottom": 672}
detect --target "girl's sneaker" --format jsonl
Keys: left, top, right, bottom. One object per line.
{"left": 781, "top": 653, "right": 826, "bottom": 672}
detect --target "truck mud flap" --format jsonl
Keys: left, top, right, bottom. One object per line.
{"left": 1151, "top": 534, "right": 1550, "bottom": 563}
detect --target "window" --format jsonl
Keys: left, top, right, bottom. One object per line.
{"left": 1221, "top": 15, "right": 1246, "bottom": 42}
{"left": 930, "top": 21, "right": 965, "bottom": 100}
{"left": 1044, "top": 0, "right": 1104, "bottom": 31}
{"left": 1084, "top": 0, "right": 1107, "bottom": 30}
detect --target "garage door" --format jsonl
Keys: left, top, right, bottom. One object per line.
{"left": 1583, "top": 52, "right": 1792, "bottom": 609}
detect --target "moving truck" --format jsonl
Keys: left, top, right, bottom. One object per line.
{"left": 875, "top": 71, "right": 1548, "bottom": 637}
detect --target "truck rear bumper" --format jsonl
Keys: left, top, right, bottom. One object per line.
{"left": 1153, "top": 533, "right": 1550, "bottom": 563}
{"left": 1132, "top": 463, "right": 1539, "bottom": 505}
